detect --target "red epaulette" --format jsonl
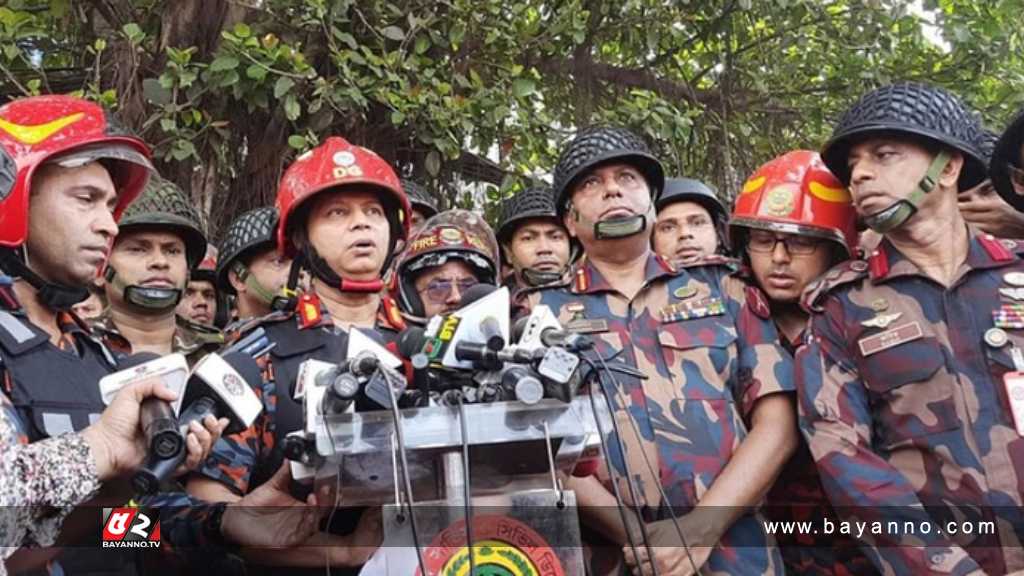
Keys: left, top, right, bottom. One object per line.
{"left": 296, "top": 292, "right": 323, "bottom": 329}
{"left": 868, "top": 246, "right": 889, "bottom": 281}
{"left": 655, "top": 254, "right": 676, "bottom": 273}
{"left": 573, "top": 264, "right": 589, "bottom": 293}
{"left": 978, "top": 234, "right": 1014, "bottom": 262}
{"left": 745, "top": 284, "right": 771, "bottom": 320}
{"left": 379, "top": 296, "right": 407, "bottom": 331}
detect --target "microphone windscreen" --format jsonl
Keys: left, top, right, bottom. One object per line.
{"left": 511, "top": 315, "right": 531, "bottom": 343}
{"left": 459, "top": 283, "right": 498, "bottom": 307}
{"left": 396, "top": 327, "right": 427, "bottom": 359}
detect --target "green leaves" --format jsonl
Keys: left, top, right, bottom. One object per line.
{"left": 209, "top": 55, "right": 239, "bottom": 72}
{"left": 274, "top": 76, "right": 295, "bottom": 98}
{"left": 381, "top": 25, "right": 405, "bottom": 41}
{"left": 284, "top": 94, "right": 301, "bottom": 120}
{"left": 3, "top": 0, "right": 1019, "bottom": 228}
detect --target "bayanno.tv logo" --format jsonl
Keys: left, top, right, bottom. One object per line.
{"left": 101, "top": 507, "right": 161, "bottom": 549}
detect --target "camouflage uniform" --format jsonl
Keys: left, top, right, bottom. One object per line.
{"left": 90, "top": 308, "right": 224, "bottom": 366}
{"left": 522, "top": 253, "right": 792, "bottom": 575}
{"left": 727, "top": 269, "right": 876, "bottom": 576}
{"left": 797, "top": 227, "right": 1024, "bottom": 574}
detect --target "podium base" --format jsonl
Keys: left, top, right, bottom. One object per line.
{"left": 376, "top": 489, "right": 584, "bottom": 576}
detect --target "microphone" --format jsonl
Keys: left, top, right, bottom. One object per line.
{"left": 459, "top": 284, "right": 504, "bottom": 350}
{"left": 511, "top": 315, "right": 531, "bottom": 343}
{"left": 538, "top": 328, "right": 593, "bottom": 352}
{"left": 397, "top": 326, "right": 428, "bottom": 359}
{"left": 453, "top": 341, "right": 540, "bottom": 369}
{"left": 132, "top": 351, "right": 263, "bottom": 494}
{"left": 459, "top": 283, "right": 498, "bottom": 307}
{"left": 500, "top": 365, "right": 544, "bottom": 405}
{"left": 99, "top": 352, "right": 190, "bottom": 460}
{"left": 318, "top": 351, "right": 381, "bottom": 414}
{"left": 129, "top": 353, "right": 183, "bottom": 460}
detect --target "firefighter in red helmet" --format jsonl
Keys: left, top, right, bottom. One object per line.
{"left": 0, "top": 95, "right": 227, "bottom": 573}
{"left": 187, "top": 137, "right": 409, "bottom": 572}
{"left": 729, "top": 150, "right": 871, "bottom": 574}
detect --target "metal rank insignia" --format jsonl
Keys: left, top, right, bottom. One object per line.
{"left": 673, "top": 285, "right": 698, "bottom": 300}
{"left": 660, "top": 297, "right": 725, "bottom": 323}
{"left": 985, "top": 327, "right": 1009, "bottom": 348}
{"left": 994, "top": 303, "right": 1024, "bottom": 329}
{"left": 861, "top": 312, "right": 902, "bottom": 330}
{"left": 1000, "top": 288, "right": 1024, "bottom": 302}
{"left": 565, "top": 302, "right": 587, "bottom": 324}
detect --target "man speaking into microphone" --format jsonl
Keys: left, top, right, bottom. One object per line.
{"left": 518, "top": 126, "right": 797, "bottom": 576}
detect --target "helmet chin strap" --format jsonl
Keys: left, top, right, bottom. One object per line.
{"left": 271, "top": 255, "right": 304, "bottom": 312}
{"left": 863, "top": 150, "right": 951, "bottom": 234}
{"left": 520, "top": 266, "right": 565, "bottom": 287}
{"left": 103, "top": 266, "right": 181, "bottom": 312}
{"left": 303, "top": 245, "right": 384, "bottom": 294}
{"left": 230, "top": 261, "right": 277, "bottom": 306}
{"left": 0, "top": 249, "right": 89, "bottom": 310}
{"left": 577, "top": 198, "right": 654, "bottom": 240}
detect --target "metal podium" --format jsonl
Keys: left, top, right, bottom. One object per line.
{"left": 311, "top": 397, "right": 611, "bottom": 575}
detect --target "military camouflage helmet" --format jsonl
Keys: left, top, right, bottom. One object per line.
{"left": 118, "top": 175, "right": 207, "bottom": 268}
{"left": 401, "top": 178, "right": 439, "bottom": 218}
{"left": 216, "top": 206, "right": 279, "bottom": 294}
{"left": 991, "top": 109, "right": 1024, "bottom": 211}
{"left": 552, "top": 125, "right": 665, "bottom": 218}
{"left": 821, "top": 82, "right": 985, "bottom": 190}
{"left": 976, "top": 129, "right": 999, "bottom": 165}
{"left": 496, "top": 185, "right": 560, "bottom": 244}
{"left": 657, "top": 178, "right": 727, "bottom": 223}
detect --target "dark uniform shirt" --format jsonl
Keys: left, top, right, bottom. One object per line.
{"left": 797, "top": 226, "right": 1024, "bottom": 574}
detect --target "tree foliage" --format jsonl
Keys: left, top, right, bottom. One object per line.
{"left": 1, "top": 0, "right": 1021, "bottom": 237}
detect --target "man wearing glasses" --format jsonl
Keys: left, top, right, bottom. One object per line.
{"left": 393, "top": 209, "right": 501, "bottom": 323}
{"left": 798, "top": 82, "right": 1024, "bottom": 574}
{"left": 728, "top": 150, "right": 871, "bottom": 574}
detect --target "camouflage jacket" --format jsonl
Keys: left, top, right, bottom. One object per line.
{"left": 90, "top": 309, "right": 224, "bottom": 366}
{"left": 523, "top": 252, "right": 791, "bottom": 575}
{"left": 797, "top": 226, "right": 1024, "bottom": 575}
{"left": 728, "top": 268, "right": 875, "bottom": 575}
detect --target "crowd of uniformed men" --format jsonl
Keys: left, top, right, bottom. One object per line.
{"left": 4, "top": 79, "right": 1024, "bottom": 576}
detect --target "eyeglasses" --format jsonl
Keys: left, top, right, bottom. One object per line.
{"left": 419, "top": 277, "right": 478, "bottom": 303}
{"left": 747, "top": 232, "right": 821, "bottom": 255}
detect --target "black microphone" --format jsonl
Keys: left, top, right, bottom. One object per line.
{"left": 132, "top": 351, "right": 264, "bottom": 495}
{"left": 500, "top": 365, "right": 544, "bottom": 405}
{"left": 397, "top": 326, "right": 436, "bottom": 401}
{"left": 459, "top": 283, "right": 498, "bottom": 307}
{"left": 512, "top": 315, "right": 531, "bottom": 343}
{"left": 318, "top": 351, "right": 381, "bottom": 414}
{"left": 539, "top": 327, "right": 593, "bottom": 351}
{"left": 118, "top": 352, "right": 185, "bottom": 461}
{"left": 453, "top": 341, "right": 541, "bottom": 370}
